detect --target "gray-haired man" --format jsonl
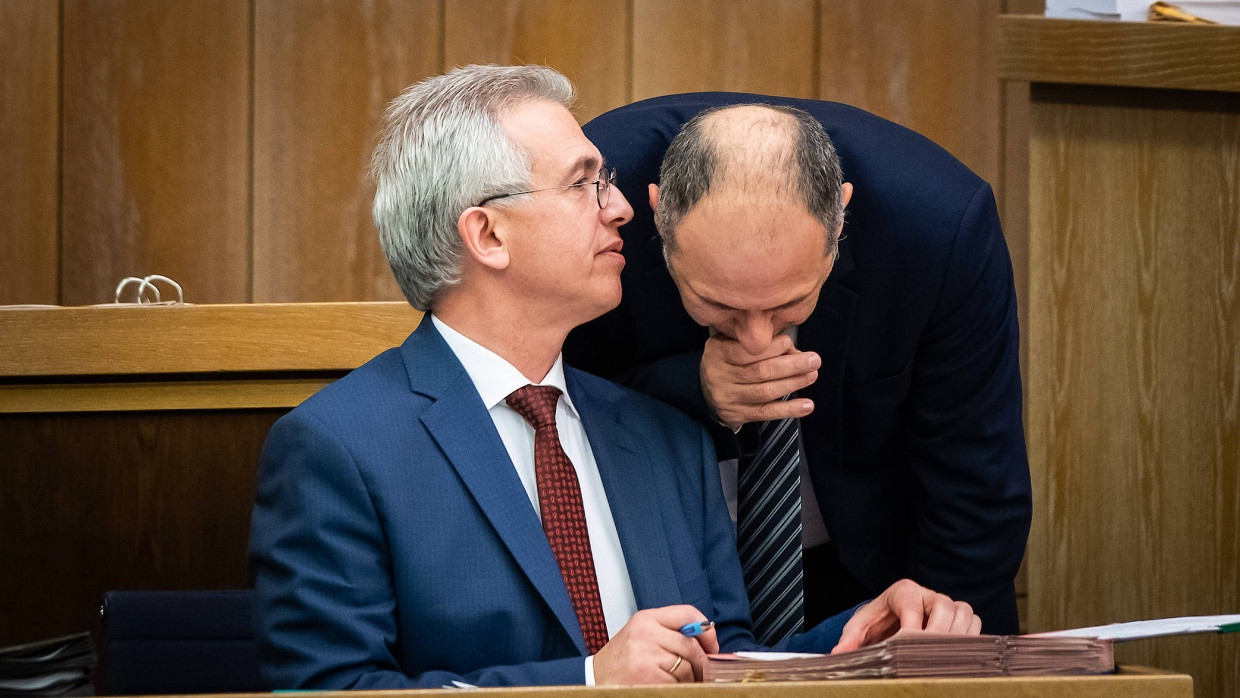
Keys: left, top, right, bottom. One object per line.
{"left": 249, "top": 65, "right": 982, "bottom": 690}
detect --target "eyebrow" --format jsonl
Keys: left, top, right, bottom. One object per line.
{"left": 561, "top": 154, "right": 601, "bottom": 183}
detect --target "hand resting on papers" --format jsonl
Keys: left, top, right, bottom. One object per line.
{"left": 832, "top": 579, "right": 983, "bottom": 654}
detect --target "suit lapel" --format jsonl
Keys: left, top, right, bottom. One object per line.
{"left": 567, "top": 371, "right": 682, "bottom": 610}
{"left": 402, "top": 319, "right": 587, "bottom": 654}
{"left": 798, "top": 236, "right": 857, "bottom": 495}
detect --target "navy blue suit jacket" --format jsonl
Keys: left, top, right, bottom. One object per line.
{"left": 249, "top": 316, "right": 851, "bottom": 689}
{"left": 564, "top": 93, "right": 1033, "bottom": 634}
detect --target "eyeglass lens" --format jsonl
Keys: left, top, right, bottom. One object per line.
{"left": 596, "top": 168, "right": 616, "bottom": 208}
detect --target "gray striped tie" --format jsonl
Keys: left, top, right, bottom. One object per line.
{"left": 737, "top": 405, "right": 804, "bottom": 645}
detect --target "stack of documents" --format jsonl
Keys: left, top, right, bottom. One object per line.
{"left": 705, "top": 614, "right": 1240, "bottom": 683}
{"left": 704, "top": 634, "right": 1112, "bottom": 682}
{"left": 0, "top": 633, "right": 95, "bottom": 696}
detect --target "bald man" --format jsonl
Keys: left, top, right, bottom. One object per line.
{"left": 566, "top": 97, "right": 1031, "bottom": 637}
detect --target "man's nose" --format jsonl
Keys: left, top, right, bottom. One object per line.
{"left": 605, "top": 186, "right": 634, "bottom": 227}
{"left": 735, "top": 315, "right": 776, "bottom": 356}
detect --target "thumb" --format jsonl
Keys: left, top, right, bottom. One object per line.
{"left": 830, "top": 627, "right": 865, "bottom": 654}
{"left": 829, "top": 612, "right": 872, "bottom": 655}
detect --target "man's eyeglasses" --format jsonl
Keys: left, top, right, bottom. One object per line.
{"left": 477, "top": 167, "right": 617, "bottom": 209}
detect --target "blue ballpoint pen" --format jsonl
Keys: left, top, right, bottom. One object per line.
{"left": 679, "top": 620, "right": 715, "bottom": 637}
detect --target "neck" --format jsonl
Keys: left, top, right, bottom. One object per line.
{"left": 433, "top": 290, "right": 571, "bottom": 383}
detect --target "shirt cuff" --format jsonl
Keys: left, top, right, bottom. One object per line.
{"left": 585, "top": 654, "right": 595, "bottom": 685}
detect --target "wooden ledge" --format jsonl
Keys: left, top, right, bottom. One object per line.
{"left": 0, "top": 302, "right": 422, "bottom": 378}
{"left": 999, "top": 15, "right": 1240, "bottom": 93}
{"left": 0, "top": 302, "right": 422, "bottom": 412}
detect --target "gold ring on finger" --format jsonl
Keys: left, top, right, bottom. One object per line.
{"left": 668, "top": 654, "right": 683, "bottom": 675}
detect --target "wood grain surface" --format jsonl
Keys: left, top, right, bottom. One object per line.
{"left": 251, "top": 0, "right": 439, "bottom": 303}
{"left": 819, "top": 0, "right": 1003, "bottom": 188}
{"left": 0, "top": 410, "right": 282, "bottom": 646}
{"left": 632, "top": 0, "right": 818, "bottom": 101}
{"left": 0, "top": 0, "right": 59, "bottom": 305}
{"left": 1026, "top": 83, "right": 1240, "bottom": 698}
{"left": 0, "top": 302, "right": 421, "bottom": 377}
{"left": 444, "top": 0, "right": 630, "bottom": 123}
{"left": 60, "top": 0, "right": 251, "bottom": 305}
{"left": 1000, "top": 15, "right": 1240, "bottom": 93}
{"left": 2, "top": 0, "right": 1021, "bottom": 308}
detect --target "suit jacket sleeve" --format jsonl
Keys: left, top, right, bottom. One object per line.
{"left": 900, "top": 183, "right": 1031, "bottom": 632}
{"left": 249, "top": 410, "right": 586, "bottom": 689}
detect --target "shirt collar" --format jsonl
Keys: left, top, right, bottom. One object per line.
{"left": 431, "top": 314, "right": 579, "bottom": 418}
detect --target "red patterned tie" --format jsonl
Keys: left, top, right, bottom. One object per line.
{"left": 506, "top": 385, "right": 609, "bottom": 654}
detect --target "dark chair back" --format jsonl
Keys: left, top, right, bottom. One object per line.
{"left": 99, "top": 590, "right": 263, "bottom": 695}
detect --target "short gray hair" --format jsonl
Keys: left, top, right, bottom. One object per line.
{"left": 370, "top": 64, "right": 574, "bottom": 310}
{"left": 655, "top": 104, "right": 844, "bottom": 258}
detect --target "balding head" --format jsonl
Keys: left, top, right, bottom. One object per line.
{"left": 654, "top": 103, "right": 845, "bottom": 259}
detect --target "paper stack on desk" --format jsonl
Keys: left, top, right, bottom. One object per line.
{"left": 704, "top": 633, "right": 1113, "bottom": 682}
{"left": 704, "top": 614, "right": 1240, "bottom": 683}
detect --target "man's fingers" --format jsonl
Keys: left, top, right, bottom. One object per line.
{"left": 921, "top": 594, "right": 960, "bottom": 633}
{"left": 664, "top": 653, "right": 694, "bottom": 683}
{"left": 948, "top": 601, "right": 976, "bottom": 634}
{"left": 968, "top": 615, "right": 983, "bottom": 635}
{"left": 712, "top": 331, "right": 796, "bottom": 363}
{"left": 692, "top": 625, "right": 720, "bottom": 655}
{"left": 899, "top": 593, "right": 929, "bottom": 632}
{"left": 830, "top": 625, "right": 866, "bottom": 654}
{"left": 720, "top": 347, "right": 820, "bottom": 380}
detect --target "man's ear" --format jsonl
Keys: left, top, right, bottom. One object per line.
{"left": 648, "top": 183, "right": 660, "bottom": 213}
{"left": 835, "top": 182, "right": 855, "bottom": 238}
{"left": 457, "top": 206, "right": 510, "bottom": 271}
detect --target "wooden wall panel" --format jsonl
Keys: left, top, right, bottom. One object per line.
{"left": 818, "top": 0, "right": 1003, "bottom": 188}
{"left": 60, "top": 0, "right": 250, "bottom": 305}
{"left": 632, "top": 0, "right": 817, "bottom": 102}
{"left": 0, "top": 410, "right": 283, "bottom": 646}
{"left": 252, "top": 0, "right": 440, "bottom": 303}
{"left": 1026, "top": 85, "right": 1240, "bottom": 698}
{"left": 444, "top": 0, "right": 630, "bottom": 123}
{"left": 1001, "top": 1, "right": 1043, "bottom": 632}
{"left": 0, "top": 1, "right": 59, "bottom": 305}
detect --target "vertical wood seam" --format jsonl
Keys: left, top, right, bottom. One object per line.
{"left": 57, "top": 0, "right": 65, "bottom": 305}
{"left": 812, "top": 0, "right": 821, "bottom": 99}
{"left": 439, "top": 0, "right": 447, "bottom": 72}
{"left": 247, "top": 0, "right": 256, "bottom": 303}
{"left": 625, "top": 0, "right": 634, "bottom": 106}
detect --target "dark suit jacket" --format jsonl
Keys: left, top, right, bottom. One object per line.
{"left": 249, "top": 316, "right": 851, "bottom": 689}
{"left": 564, "top": 93, "right": 1033, "bottom": 634}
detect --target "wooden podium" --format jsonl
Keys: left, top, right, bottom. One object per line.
{"left": 0, "top": 302, "right": 421, "bottom": 646}
{"left": 999, "top": 16, "right": 1240, "bottom": 698}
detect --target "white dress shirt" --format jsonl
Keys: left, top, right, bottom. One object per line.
{"left": 432, "top": 316, "right": 636, "bottom": 683}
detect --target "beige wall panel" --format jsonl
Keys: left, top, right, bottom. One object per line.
{"left": 1026, "top": 86, "right": 1239, "bottom": 698}
{"left": 253, "top": 0, "right": 440, "bottom": 303}
{"left": 444, "top": 0, "right": 629, "bottom": 123}
{"left": 818, "top": 0, "right": 1002, "bottom": 188}
{"left": 61, "top": 0, "right": 250, "bottom": 305}
{"left": 632, "top": 0, "right": 817, "bottom": 102}
{"left": 0, "top": 1, "right": 59, "bottom": 305}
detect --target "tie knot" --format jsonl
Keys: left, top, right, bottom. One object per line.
{"left": 505, "top": 385, "right": 562, "bottom": 429}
